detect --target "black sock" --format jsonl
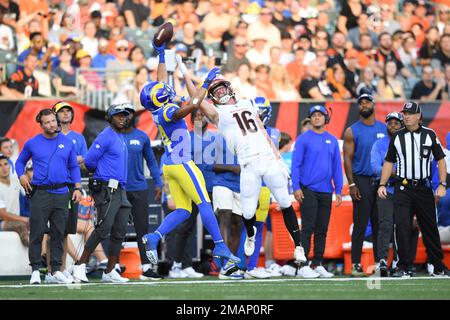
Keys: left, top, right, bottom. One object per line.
{"left": 281, "top": 206, "right": 301, "bottom": 246}
{"left": 242, "top": 215, "right": 256, "bottom": 237}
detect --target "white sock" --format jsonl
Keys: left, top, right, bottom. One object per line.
{"left": 142, "top": 264, "right": 151, "bottom": 272}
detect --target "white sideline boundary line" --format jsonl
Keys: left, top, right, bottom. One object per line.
{"left": 1, "top": 276, "right": 449, "bottom": 289}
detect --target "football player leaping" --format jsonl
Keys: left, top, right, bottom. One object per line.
{"left": 177, "top": 56, "right": 307, "bottom": 264}
{"left": 140, "top": 41, "right": 240, "bottom": 275}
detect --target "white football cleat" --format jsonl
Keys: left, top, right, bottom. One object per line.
{"left": 72, "top": 263, "right": 89, "bottom": 283}
{"left": 297, "top": 266, "right": 320, "bottom": 279}
{"left": 244, "top": 226, "right": 257, "bottom": 256}
{"left": 30, "top": 270, "right": 41, "bottom": 284}
{"left": 245, "top": 268, "right": 271, "bottom": 279}
{"left": 313, "top": 265, "right": 334, "bottom": 278}
{"left": 101, "top": 269, "right": 129, "bottom": 283}
{"left": 294, "top": 246, "right": 307, "bottom": 263}
{"left": 182, "top": 267, "right": 204, "bottom": 278}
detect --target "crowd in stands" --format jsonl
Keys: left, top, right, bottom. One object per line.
{"left": 0, "top": 0, "right": 449, "bottom": 104}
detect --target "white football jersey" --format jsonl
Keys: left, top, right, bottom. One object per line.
{"left": 216, "top": 99, "right": 275, "bottom": 165}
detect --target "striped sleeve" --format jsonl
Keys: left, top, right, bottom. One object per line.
{"left": 430, "top": 130, "right": 445, "bottom": 161}
{"left": 385, "top": 133, "right": 398, "bottom": 163}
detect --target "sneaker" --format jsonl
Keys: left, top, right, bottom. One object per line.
{"left": 280, "top": 264, "right": 297, "bottom": 276}
{"left": 218, "top": 260, "right": 239, "bottom": 278}
{"left": 390, "top": 269, "right": 411, "bottom": 278}
{"left": 50, "top": 271, "right": 73, "bottom": 284}
{"left": 244, "top": 226, "right": 257, "bottom": 256}
{"left": 30, "top": 270, "right": 41, "bottom": 284}
{"left": 219, "top": 268, "right": 244, "bottom": 280}
{"left": 351, "top": 263, "right": 366, "bottom": 277}
{"left": 432, "top": 268, "right": 450, "bottom": 277}
{"left": 266, "top": 263, "right": 283, "bottom": 277}
{"left": 297, "top": 265, "right": 320, "bottom": 279}
{"left": 142, "top": 233, "right": 160, "bottom": 265}
{"left": 379, "top": 260, "right": 389, "bottom": 277}
{"left": 183, "top": 267, "right": 204, "bottom": 278}
{"left": 63, "top": 270, "right": 76, "bottom": 283}
{"left": 294, "top": 246, "right": 307, "bottom": 263}
{"left": 72, "top": 263, "right": 89, "bottom": 283}
{"left": 140, "top": 268, "right": 162, "bottom": 280}
{"left": 101, "top": 269, "right": 129, "bottom": 283}
{"left": 212, "top": 242, "right": 241, "bottom": 264}
{"left": 115, "top": 263, "right": 126, "bottom": 274}
{"left": 245, "top": 268, "right": 271, "bottom": 279}
{"left": 168, "top": 262, "right": 188, "bottom": 279}
{"left": 313, "top": 265, "right": 334, "bottom": 278}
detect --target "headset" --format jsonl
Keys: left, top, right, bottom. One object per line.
{"left": 309, "top": 105, "right": 330, "bottom": 124}
{"left": 105, "top": 104, "right": 131, "bottom": 123}
{"left": 36, "top": 108, "right": 61, "bottom": 132}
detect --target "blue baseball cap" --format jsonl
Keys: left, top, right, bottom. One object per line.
{"left": 107, "top": 104, "right": 131, "bottom": 117}
{"left": 309, "top": 105, "right": 327, "bottom": 117}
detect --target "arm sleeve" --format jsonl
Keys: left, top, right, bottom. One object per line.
{"left": 84, "top": 134, "right": 108, "bottom": 172}
{"left": 143, "top": 136, "right": 162, "bottom": 187}
{"left": 15, "top": 141, "right": 31, "bottom": 177}
{"left": 431, "top": 131, "right": 445, "bottom": 161}
{"left": 68, "top": 144, "right": 81, "bottom": 183}
{"left": 385, "top": 134, "right": 398, "bottom": 163}
{"left": 370, "top": 140, "right": 383, "bottom": 178}
{"left": 332, "top": 139, "right": 343, "bottom": 195}
{"left": 290, "top": 136, "right": 304, "bottom": 191}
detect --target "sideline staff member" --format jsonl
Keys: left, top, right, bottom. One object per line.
{"left": 72, "top": 104, "right": 132, "bottom": 283}
{"left": 378, "top": 101, "right": 450, "bottom": 277}
{"left": 16, "top": 108, "right": 82, "bottom": 285}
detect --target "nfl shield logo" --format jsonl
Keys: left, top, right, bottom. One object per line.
{"left": 405, "top": 103, "right": 412, "bottom": 109}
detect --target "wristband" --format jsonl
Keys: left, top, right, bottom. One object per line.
{"left": 378, "top": 184, "right": 386, "bottom": 187}
{"left": 73, "top": 187, "right": 82, "bottom": 192}
{"left": 159, "top": 52, "right": 165, "bottom": 63}
{"left": 201, "top": 81, "right": 210, "bottom": 89}
{"left": 349, "top": 183, "right": 356, "bottom": 188}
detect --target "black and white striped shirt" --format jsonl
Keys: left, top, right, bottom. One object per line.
{"left": 385, "top": 126, "right": 445, "bottom": 180}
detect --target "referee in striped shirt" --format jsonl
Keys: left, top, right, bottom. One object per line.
{"left": 378, "top": 101, "right": 449, "bottom": 277}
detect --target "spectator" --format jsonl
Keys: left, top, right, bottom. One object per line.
{"left": 179, "top": 21, "right": 206, "bottom": 56}
{"left": 223, "top": 20, "right": 248, "bottom": 56}
{"left": 312, "top": 28, "right": 329, "bottom": 51}
{"left": 247, "top": 6, "right": 281, "bottom": 51}
{"left": 230, "top": 63, "right": 257, "bottom": 99}
{"left": 299, "top": 59, "right": 332, "bottom": 100}
{"left": 80, "top": 21, "right": 98, "bottom": 58}
{"left": 0, "top": 153, "right": 29, "bottom": 247}
{"left": 90, "top": 10, "right": 110, "bottom": 39}
{"left": 392, "top": 30, "right": 404, "bottom": 52}
{"left": 398, "top": 33, "right": 419, "bottom": 77}
{"left": 48, "top": 11, "right": 82, "bottom": 47}
{"left": 90, "top": 1, "right": 118, "bottom": 28}
{"left": 201, "top": 0, "right": 232, "bottom": 52}
{"left": 246, "top": 36, "right": 270, "bottom": 69}
{"left": 91, "top": 38, "right": 116, "bottom": 69}
{"left": 176, "top": 0, "right": 200, "bottom": 30}
{"left": 52, "top": 46, "right": 78, "bottom": 97}
{"left": 0, "top": 0, "right": 20, "bottom": 30}
{"left": 106, "top": 39, "right": 135, "bottom": 92}
{"left": 356, "top": 66, "right": 377, "bottom": 97}
{"left": 431, "top": 33, "right": 450, "bottom": 71}
{"left": 355, "top": 33, "right": 375, "bottom": 70}
{"left": 436, "top": 5, "right": 449, "bottom": 35}
{"left": 409, "top": 0, "right": 431, "bottom": 32}
{"left": 269, "top": 46, "right": 282, "bottom": 69}
{"left": 373, "top": 32, "right": 410, "bottom": 79}
{"left": 16, "top": 19, "right": 41, "bottom": 55}
{"left": 0, "top": 11, "right": 14, "bottom": 51}
{"left": 17, "top": 32, "right": 54, "bottom": 70}
{"left": 270, "top": 64, "right": 300, "bottom": 102}
{"left": 279, "top": 30, "right": 295, "bottom": 66}
{"left": 411, "top": 23, "right": 425, "bottom": 49}
{"left": 122, "top": 0, "right": 150, "bottom": 29}
{"left": 377, "top": 60, "right": 406, "bottom": 100}
{"left": 0, "top": 137, "right": 16, "bottom": 173}
{"left": 221, "top": 36, "right": 250, "bottom": 75}
{"left": 443, "top": 64, "right": 450, "bottom": 100}
{"left": 337, "top": 0, "right": 366, "bottom": 35}
{"left": 254, "top": 64, "right": 276, "bottom": 100}
{"left": 326, "top": 63, "right": 354, "bottom": 100}
{"left": 347, "top": 13, "right": 378, "bottom": 49}
{"left": 379, "top": 3, "right": 401, "bottom": 35}
{"left": 128, "top": 45, "right": 146, "bottom": 69}
{"left": 418, "top": 27, "right": 439, "bottom": 66}
{"left": 286, "top": 47, "right": 306, "bottom": 90}
{"left": 296, "top": 34, "right": 316, "bottom": 65}
{"left": 77, "top": 49, "right": 104, "bottom": 91}
{"left": 18, "top": 0, "right": 49, "bottom": 37}
{"left": 272, "top": 0, "right": 293, "bottom": 32}
{"left": 7, "top": 53, "right": 39, "bottom": 98}
{"left": 411, "top": 65, "right": 446, "bottom": 101}
{"left": 316, "top": 49, "right": 329, "bottom": 74}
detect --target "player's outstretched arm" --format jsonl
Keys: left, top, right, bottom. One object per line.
{"left": 154, "top": 41, "right": 168, "bottom": 83}
{"left": 176, "top": 55, "right": 219, "bottom": 125}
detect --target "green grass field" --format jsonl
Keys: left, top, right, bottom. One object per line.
{"left": 1, "top": 276, "right": 449, "bottom": 300}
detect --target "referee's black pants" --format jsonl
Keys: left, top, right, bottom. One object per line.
{"left": 394, "top": 183, "right": 446, "bottom": 271}
{"left": 127, "top": 189, "right": 152, "bottom": 265}
{"left": 299, "top": 187, "right": 332, "bottom": 267}
{"left": 351, "top": 175, "right": 379, "bottom": 263}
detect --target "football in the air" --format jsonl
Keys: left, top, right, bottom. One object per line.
{"left": 153, "top": 22, "right": 174, "bottom": 47}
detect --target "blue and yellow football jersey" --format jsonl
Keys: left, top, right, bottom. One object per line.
{"left": 153, "top": 103, "right": 210, "bottom": 210}
{"left": 153, "top": 103, "right": 192, "bottom": 165}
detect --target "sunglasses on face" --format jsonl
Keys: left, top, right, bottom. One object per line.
{"left": 117, "top": 47, "right": 128, "bottom": 52}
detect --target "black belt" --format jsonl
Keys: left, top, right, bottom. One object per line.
{"left": 32, "top": 183, "right": 68, "bottom": 190}
{"left": 397, "top": 178, "right": 430, "bottom": 187}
